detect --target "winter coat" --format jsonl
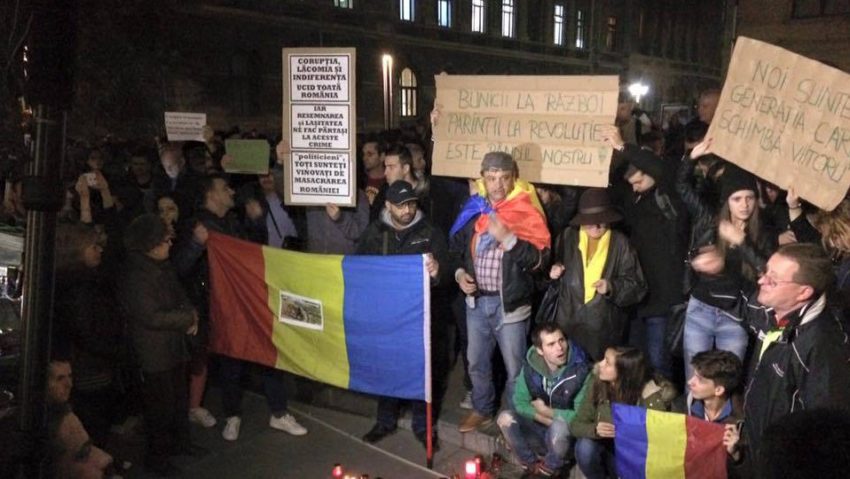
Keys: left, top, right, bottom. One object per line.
{"left": 53, "top": 268, "right": 127, "bottom": 391}
{"left": 612, "top": 148, "right": 689, "bottom": 317}
{"left": 676, "top": 159, "right": 776, "bottom": 308}
{"left": 356, "top": 209, "right": 450, "bottom": 288}
{"left": 449, "top": 211, "right": 550, "bottom": 315}
{"left": 671, "top": 392, "right": 744, "bottom": 425}
{"left": 570, "top": 373, "right": 677, "bottom": 439}
{"left": 118, "top": 252, "right": 196, "bottom": 373}
{"left": 552, "top": 227, "right": 647, "bottom": 360}
{"left": 740, "top": 292, "right": 850, "bottom": 456}
{"left": 513, "top": 340, "right": 591, "bottom": 424}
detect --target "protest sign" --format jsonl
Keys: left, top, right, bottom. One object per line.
{"left": 223, "top": 139, "right": 270, "bottom": 175}
{"left": 707, "top": 37, "right": 850, "bottom": 211}
{"left": 282, "top": 48, "right": 356, "bottom": 206}
{"left": 432, "top": 75, "right": 619, "bottom": 187}
{"left": 164, "top": 112, "right": 206, "bottom": 142}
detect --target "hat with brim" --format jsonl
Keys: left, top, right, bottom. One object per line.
{"left": 570, "top": 188, "right": 623, "bottom": 226}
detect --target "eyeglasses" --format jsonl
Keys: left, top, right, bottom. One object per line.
{"left": 758, "top": 272, "right": 799, "bottom": 288}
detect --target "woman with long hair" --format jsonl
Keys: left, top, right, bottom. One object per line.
{"left": 679, "top": 140, "right": 777, "bottom": 380}
{"left": 571, "top": 347, "right": 676, "bottom": 479}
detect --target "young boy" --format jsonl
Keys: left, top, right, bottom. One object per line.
{"left": 674, "top": 349, "right": 744, "bottom": 424}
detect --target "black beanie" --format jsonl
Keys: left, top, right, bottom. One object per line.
{"left": 719, "top": 165, "right": 759, "bottom": 206}
{"left": 124, "top": 214, "right": 168, "bottom": 253}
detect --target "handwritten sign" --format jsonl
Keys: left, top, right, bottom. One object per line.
{"left": 282, "top": 48, "right": 356, "bottom": 206}
{"left": 432, "top": 75, "right": 618, "bottom": 186}
{"left": 224, "top": 139, "right": 270, "bottom": 175}
{"left": 708, "top": 37, "right": 850, "bottom": 211}
{"left": 164, "top": 112, "right": 206, "bottom": 142}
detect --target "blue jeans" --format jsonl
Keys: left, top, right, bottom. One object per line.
{"left": 643, "top": 315, "right": 672, "bottom": 379}
{"left": 683, "top": 296, "right": 748, "bottom": 380}
{"left": 466, "top": 295, "right": 529, "bottom": 416}
{"left": 575, "top": 437, "right": 616, "bottom": 479}
{"left": 497, "top": 410, "right": 570, "bottom": 471}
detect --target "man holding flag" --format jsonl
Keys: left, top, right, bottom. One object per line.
{"left": 356, "top": 180, "right": 449, "bottom": 450}
{"left": 450, "top": 152, "right": 551, "bottom": 433}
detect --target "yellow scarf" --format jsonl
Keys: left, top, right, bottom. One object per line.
{"left": 578, "top": 228, "right": 611, "bottom": 304}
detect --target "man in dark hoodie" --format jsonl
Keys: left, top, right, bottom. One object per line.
{"left": 606, "top": 126, "right": 690, "bottom": 379}
{"left": 356, "top": 181, "right": 450, "bottom": 450}
{"left": 497, "top": 323, "right": 590, "bottom": 478}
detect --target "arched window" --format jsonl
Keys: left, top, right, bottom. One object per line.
{"left": 399, "top": 68, "right": 417, "bottom": 117}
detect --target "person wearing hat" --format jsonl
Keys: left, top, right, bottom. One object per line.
{"left": 682, "top": 140, "right": 778, "bottom": 380}
{"left": 448, "top": 151, "right": 551, "bottom": 434}
{"left": 604, "top": 125, "right": 689, "bottom": 379}
{"left": 356, "top": 181, "right": 450, "bottom": 450}
{"left": 549, "top": 187, "right": 647, "bottom": 360}
{"left": 117, "top": 214, "right": 198, "bottom": 476}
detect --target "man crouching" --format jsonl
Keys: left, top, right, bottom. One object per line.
{"left": 498, "top": 323, "right": 590, "bottom": 478}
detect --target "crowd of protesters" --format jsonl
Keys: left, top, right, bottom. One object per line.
{"left": 0, "top": 87, "right": 849, "bottom": 478}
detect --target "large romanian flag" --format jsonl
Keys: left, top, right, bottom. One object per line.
{"left": 612, "top": 404, "right": 727, "bottom": 479}
{"left": 207, "top": 232, "right": 431, "bottom": 402}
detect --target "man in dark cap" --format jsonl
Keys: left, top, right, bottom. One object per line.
{"left": 449, "top": 152, "right": 551, "bottom": 433}
{"left": 118, "top": 214, "right": 198, "bottom": 476}
{"left": 356, "top": 181, "right": 450, "bottom": 450}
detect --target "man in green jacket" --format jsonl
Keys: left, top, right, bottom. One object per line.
{"left": 497, "top": 323, "right": 590, "bottom": 477}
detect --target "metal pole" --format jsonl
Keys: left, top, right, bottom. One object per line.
{"left": 17, "top": 0, "right": 76, "bottom": 475}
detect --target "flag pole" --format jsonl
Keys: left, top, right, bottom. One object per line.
{"left": 426, "top": 401, "right": 433, "bottom": 468}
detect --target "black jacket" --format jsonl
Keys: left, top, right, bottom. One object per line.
{"left": 53, "top": 268, "right": 127, "bottom": 391}
{"left": 118, "top": 252, "right": 196, "bottom": 373}
{"left": 676, "top": 159, "right": 776, "bottom": 308}
{"left": 613, "top": 147, "right": 689, "bottom": 316}
{"left": 449, "top": 212, "right": 550, "bottom": 314}
{"left": 740, "top": 293, "right": 850, "bottom": 456}
{"left": 552, "top": 227, "right": 647, "bottom": 360}
{"left": 356, "top": 209, "right": 450, "bottom": 288}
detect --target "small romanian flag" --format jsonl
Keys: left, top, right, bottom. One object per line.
{"left": 612, "top": 404, "right": 727, "bottom": 479}
{"left": 207, "top": 232, "right": 431, "bottom": 402}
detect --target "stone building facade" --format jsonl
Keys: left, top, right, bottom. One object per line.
{"left": 68, "top": 0, "right": 732, "bottom": 136}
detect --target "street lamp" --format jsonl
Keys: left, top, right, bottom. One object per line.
{"left": 382, "top": 54, "right": 394, "bottom": 130}
{"left": 628, "top": 81, "right": 649, "bottom": 104}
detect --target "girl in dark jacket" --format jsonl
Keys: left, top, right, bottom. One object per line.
{"left": 680, "top": 141, "right": 777, "bottom": 381}
{"left": 571, "top": 346, "right": 676, "bottom": 479}
{"left": 549, "top": 188, "right": 647, "bottom": 360}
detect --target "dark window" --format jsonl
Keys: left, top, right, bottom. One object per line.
{"left": 793, "top": 0, "right": 850, "bottom": 17}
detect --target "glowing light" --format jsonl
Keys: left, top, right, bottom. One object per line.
{"left": 628, "top": 81, "right": 649, "bottom": 104}
{"left": 332, "top": 463, "right": 343, "bottom": 478}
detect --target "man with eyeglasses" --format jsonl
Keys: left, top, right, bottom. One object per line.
{"left": 735, "top": 243, "right": 850, "bottom": 464}
{"left": 356, "top": 180, "right": 449, "bottom": 450}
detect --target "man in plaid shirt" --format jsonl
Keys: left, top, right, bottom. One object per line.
{"left": 449, "top": 152, "right": 550, "bottom": 434}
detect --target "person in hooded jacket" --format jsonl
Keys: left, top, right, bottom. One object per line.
{"left": 549, "top": 188, "right": 647, "bottom": 361}
{"left": 605, "top": 126, "right": 689, "bottom": 379}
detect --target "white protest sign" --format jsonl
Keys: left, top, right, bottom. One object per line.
{"left": 282, "top": 48, "right": 356, "bottom": 206}
{"left": 164, "top": 112, "right": 206, "bottom": 142}
{"left": 708, "top": 37, "right": 850, "bottom": 211}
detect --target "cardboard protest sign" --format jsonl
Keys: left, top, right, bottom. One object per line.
{"left": 223, "top": 139, "right": 270, "bottom": 175}
{"left": 282, "top": 48, "right": 356, "bottom": 206}
{"left": 164, "top": 112, "right": 206, "bottom": 142}
{"left": 707, "top": 37, "right": 850, "bottom": 211}
{"left": 432, "top": 75, "right": 619, "bottom": 186}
